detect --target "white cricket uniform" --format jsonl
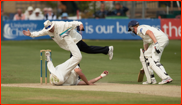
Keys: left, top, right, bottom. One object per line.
{"left": 137, "top": 25, "right": 169, "bottom": 61}
{"left": 47, "top": 35, "right": 82, "bottom": 85}
{"left": 30, "top": 21, "right": 82, "bottom": 51}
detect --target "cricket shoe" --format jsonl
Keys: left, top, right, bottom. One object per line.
{"left": 45, "top": 51, "right": 51, "bottom": 62}
{"left": 158, "top": 77, "right": 171, "bottom": 84}
{"left": 167, "top": 76, "right": 173, "bottom": 83}
{"left": 108, "top": 46, "right": 114, "bottom": 60}
{"left": 142, "top": 79, "right": 157, "bottom": 85}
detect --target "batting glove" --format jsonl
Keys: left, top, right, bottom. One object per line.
{"left": 154, "top": 42, "right": 162, "bottom": 54}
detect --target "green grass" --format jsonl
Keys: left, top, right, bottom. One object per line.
{"left": 1, "top": 40, "right": 181, "bottom": 104}
{"left": 1, "top": 87, "right": 181, "bottom": 104}
{"left": 1, "top": 40, "right": 181, "bottom": 85}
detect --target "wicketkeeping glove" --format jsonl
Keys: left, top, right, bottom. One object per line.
{"left": 154, "top": 42, "right": 162, "bottom": 54}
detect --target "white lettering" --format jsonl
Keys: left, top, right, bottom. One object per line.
{"left": 95, "top": 25, "right": 114, "bottom": 34}
{"left": 169, "top": 22, "right": 177, "bottom": 37}
{"left": 116, "top": 22, "right": 128, "bottom": 34}
{"left": 178, "top": 26, "right": 181, "bottom": 37}
{"left": 162, "top": 24, "right": 168, "bottom": 36}
{"left": 116, "top": 22, "right": 123, "bottom": 33}
{"left": 96, "top": 25, "right": 103, "bottom": 34}
{"left": 110, "top": 25, "right": 114, "bottom": 33}
{"left": 85, "top": 22, "right": 93, "bottom": 34}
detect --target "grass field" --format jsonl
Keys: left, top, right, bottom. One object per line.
{"left": 1, "top": 40, "right": 181, "bottom": 104}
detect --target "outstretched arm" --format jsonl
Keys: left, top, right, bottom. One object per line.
{"left": 22, "top": 28, "right": 47, "bottom": 37}
{"left": 77, "top": 71, "right": 109, "bottom": 85}
{"left": 22, "top": 29, "right": 31, "bottom": 36}
{"left": 74, "top": 68, "right": 93, "bottom": 85}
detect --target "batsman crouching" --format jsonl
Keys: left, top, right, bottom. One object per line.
{"left": 46, "top": 35, "right": 108, "bottom": 85}
{"left": 128, "top": 20, "right": 172, "bottom": 85}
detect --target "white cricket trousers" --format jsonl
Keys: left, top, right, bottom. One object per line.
{"left": 144, "top": 39, "right": 169, "bottom": 62}
{"left": 144, "top": 38, "right": 169, "bottom": 79}
{"left": 47, "top": 35, "right": 82, "bottom": 85}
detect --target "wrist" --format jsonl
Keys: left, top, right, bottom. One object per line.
{"left": 100, "top": 73, "right": 106, "bottom": 78}
{"left": 100, "top": 75, "right": 102, "bottom": 78}
{"left": 155, "top": 42, "right": 158, "bottom": 45}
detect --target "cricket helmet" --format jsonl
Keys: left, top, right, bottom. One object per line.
{"left": 128, "top": 20, "right": 139, "bottom": 31}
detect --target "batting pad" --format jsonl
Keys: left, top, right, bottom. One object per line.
{"left": 139, "top": 48, "right": 152, "bottom": 83}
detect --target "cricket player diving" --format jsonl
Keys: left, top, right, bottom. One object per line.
{"left": 128, "top": 20, "right": 172, "bottom": 85}
{"left": 45, "top": 34, "right": 109, "bottom": 85}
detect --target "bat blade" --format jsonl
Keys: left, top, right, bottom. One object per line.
{"left": 137, "top": 69, "right": 145, "bottom": 82}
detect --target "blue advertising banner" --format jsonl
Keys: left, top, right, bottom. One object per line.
{"left": 3, "top": 20, "right": 50, "bottom": 40}
{"left": 81, "top": 19, "right": 161, "bottom": 40}
{"left": 3, "top": 19, "right": 161, "bottom": 40}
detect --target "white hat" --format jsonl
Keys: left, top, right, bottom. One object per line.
{"left": 48, "top": 7, "right": 53, "bottom": 11}
{"left": 44, "top": 20, "right": 55, "bottom": 31}
{"left": 27, "top": 6, "right": 33, "bottom": 11}
{"left": 34, "top": 8, "right": 41, "bottom": 13}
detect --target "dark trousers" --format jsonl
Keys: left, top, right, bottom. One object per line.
{"left": 70, "top": 40, "right": 109, "bottom": 57}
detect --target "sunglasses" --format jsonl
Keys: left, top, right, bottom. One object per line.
{"left": 45, "top": 25, "right": 51, "bottom": 29}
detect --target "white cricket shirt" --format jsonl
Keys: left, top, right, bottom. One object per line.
{"left": 137, "top": 25, "right": 169, "bottom": 45}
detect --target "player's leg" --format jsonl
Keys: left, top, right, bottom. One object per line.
{"left": 139, "top": 48, "right": 157, "bottom": 84}
{"left": 45, "top": 51, "right": 64, "bottom": 85}
{"left": 46, "top": 35, "right": 82, "bottom": 85}
{"left": 145, "top": 45, "right": 167, "bottom": 79}
{"left": 77, "top": 40, "right": 114, "bottom": 60}
{"left": 144, "top": 43, "right": 171, "bottom": 84}
{"left": 58, "top": 35, "right": 82, "bottom": 80}
{"left": 77, "top": 40, "right": 109, "bottom": 54}
{"left": 152, "top": 41, "right": 172, "bottom": 84}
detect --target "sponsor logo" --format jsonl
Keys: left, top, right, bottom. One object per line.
{"left": 140, "top": 28, "right": 143, "bottom": 33}
{"left": 3, "top": 24, "right": 16, "bottom": 39}
{"left": 3, "top": 22, "right": 38, "bottom": 39}
{"left": 161, "top": 19, "right": 181, "bottom": 39}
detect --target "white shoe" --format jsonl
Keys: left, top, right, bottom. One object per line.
{"left": 152, "top": 79, "right": 157, "bottom": 84}
{"left": 108, "top": 46, "right": 114, "bottom": 60}
{"left": 158, "top": 77, "right": 171, "bottom": 84}
{"left": 167, "top": 76, "right": 173, "bottom": 83}
{"left": 142, "top": 81, "right": 150, "bottom": 84}
{"left": 142, "top": 79, "right": 157, "bottom": 84}
{"left": 45, "top": 51, "right": 51, "bottom": 61}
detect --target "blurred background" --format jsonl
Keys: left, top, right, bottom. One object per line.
{"left": 1, "top": 1, "right": 181, "bottom": 19}
{"left": 1, "top": 2, "right": 181, "bottom": 104}
{"left": 1, "top": 1, "right": 181, "bottom": 40}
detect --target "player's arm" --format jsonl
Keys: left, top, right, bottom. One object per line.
{"left": 22, "top": 29, "right": 47, "bottom": 37}
{"left": 145, "top": 30, "right": 157, "bottom": 43}
{"left": 66, "top": 21, "right": 84, "bottom": 31}
{"left": 77, "top": 71, "right": 109, "bottom": 85}
{"left": 145, "top": 30, "right": 162, "bottom": 54}
{"left": 74, "top": 68, "right": 93, "bottom": 85}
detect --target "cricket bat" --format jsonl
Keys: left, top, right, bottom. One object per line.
{"left": 137, "top": 68, "right": 145, "bottom": 82}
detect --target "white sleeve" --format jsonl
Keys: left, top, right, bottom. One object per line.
{"left": 30, "top": 29, "right": 48, "bottom": 37}
{"left": 75, "top": 65, "right": 80, "bottom": 69}
{"left": 139, "top": 27, "right": 148, "bottom": 35}
{"left": 68, "top": 21, "right": 83, "bottom": 28}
